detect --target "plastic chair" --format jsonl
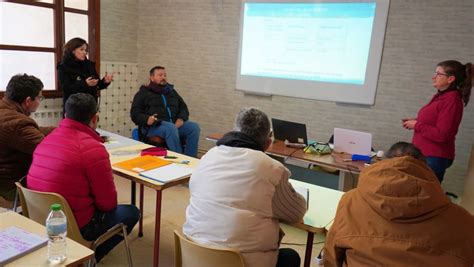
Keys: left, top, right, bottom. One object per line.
{"left": 11, "top": 176, "right": 26, "bottom": 212}
{"left": 0, "top": 176, "right": 25, "bottom": 211}
{"left": 132, "top": 127, "right": 167, "bottom": 147}
{"left": 15, "top": 182, "right": 133, "bottom": 267}
{"left": 174, "top": 230, "right": 245, "bottom": 267}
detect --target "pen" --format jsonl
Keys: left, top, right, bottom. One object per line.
{"left": 169, "top": 160, "right": 190, "bottom": 165}
{"left": 164, "top": 156, "right": 178, "bottom": 159}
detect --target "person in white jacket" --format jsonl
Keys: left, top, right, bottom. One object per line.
{"left": 183, "top": 107, "right": 307, "bottom": 267}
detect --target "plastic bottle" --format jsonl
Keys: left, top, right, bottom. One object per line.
{"left": 46, "top": 203, "right": 67, "bottom": 264}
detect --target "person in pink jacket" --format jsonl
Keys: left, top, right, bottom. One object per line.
{"left": 27, "top": 93, "right": 139, "bottom": 262}
{"left": 403, "top": 60, "right": 473, "bottom": 182}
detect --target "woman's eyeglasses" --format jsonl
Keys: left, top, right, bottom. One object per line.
{"left": 434, "top": 71, "right": 450, "bottom": 77}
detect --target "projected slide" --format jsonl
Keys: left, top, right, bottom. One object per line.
{"left": 240, "top": 3, "right": 376, "bottom": 85}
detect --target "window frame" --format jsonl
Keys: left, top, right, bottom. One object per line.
{"left": 0, "top": 0, "right": 100, "bottom": 98}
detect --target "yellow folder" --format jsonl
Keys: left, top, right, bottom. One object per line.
{"left": 113, "top": 155, "right": 171, "bottom": 173}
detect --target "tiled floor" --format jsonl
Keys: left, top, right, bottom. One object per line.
{"left": 100, "top": 176, "right": 326, "bottom": 267}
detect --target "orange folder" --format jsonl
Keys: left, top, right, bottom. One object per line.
{"left": 113, "top": 155, "right": 171, "bottom": 173}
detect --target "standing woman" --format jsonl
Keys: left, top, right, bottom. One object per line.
{"left": 58, "top": 37, "right": 113, "bottom": 107}
{"left": 403, "top": 60, "right": 473, "bottom": 183}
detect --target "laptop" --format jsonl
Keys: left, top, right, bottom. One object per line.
{"left": 271, "top": 118, "right": 308, "bottom": 145}
{"left": 333, "top": 128, "right": 372, "bottom": 156}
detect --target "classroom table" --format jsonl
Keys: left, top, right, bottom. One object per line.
{"left": 1, "top": 211, "right": 94, "bottom": 267}
{"left": 206, "top": 133, "right": 367, "bottom": 191}
{"left": 102, "top": 130, "right": 199, "bottom": 267}
{"left": 206, "top": 133, "right": 348, "bottom": 265}
{"left": 104, "top": 130, "right": 341, "bottom": 267}
{"left": 289, "top": 179, "right": 344, "bottom": 267}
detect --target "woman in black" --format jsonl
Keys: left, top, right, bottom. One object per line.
{"left": 58, "top": 37, "right": 113, "bottom": 107}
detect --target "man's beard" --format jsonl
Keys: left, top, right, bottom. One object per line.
{"left": 159, "top": 79, "right": 168, "bottom": 85}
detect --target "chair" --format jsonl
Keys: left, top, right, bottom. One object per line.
{"left": 11, "top": 176, "right": 26, "bottom": 212}
{"left": 15, "top": 182, "right": 133, "bottom": 267}
{"left": 174, "top": 230, "right": 245, "bottom": 267}
{"left": 132, "top": 127, "right": 167, "bottom": 147}
{"left": 0, "top": 176, "right": 25, "bottom": 211}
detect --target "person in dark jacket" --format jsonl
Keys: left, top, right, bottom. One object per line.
{"left": 130, "top": 66, "right": 200, "bottom": 157}
{"left": 0, "top": 74, "right": 54, "bottom": 205}
{"left": 57, "top": 37, "right": 113, "bottom": 107}
{"left": 402, "top": 60, "right": 473, "bottom": 182}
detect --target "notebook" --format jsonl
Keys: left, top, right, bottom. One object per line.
{"left": 113, "top": 155, "right": 171, "bottom": 173}
{"left": 294, "top": 186, "right": 310, "bottom": 209}
{"left": 0, "top": 227, "right": 48, "bottom": 265}
{"left": 139, "top": 163, "right": 194, "bottom": 184}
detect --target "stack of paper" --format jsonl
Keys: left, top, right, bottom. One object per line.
{"left": 139, "top": 163, "right": 193, "bottom": 183}
{"left": 294, "top": 186, "right": 310, "bottom": 209}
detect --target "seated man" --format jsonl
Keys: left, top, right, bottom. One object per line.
{"left": 183, "top": 107, "right": 307, "bottom": 267}
{"left": 0, "top": 74, "right": 53, "bottom": 206}
{"left": 130, "top": 66, "right": 200, "bottom": 157}
{"left": 27, "top": 93, "right": 140, "bottom": 262}
{"left": 324, "top": 142, "right": 474, "bottom": 266}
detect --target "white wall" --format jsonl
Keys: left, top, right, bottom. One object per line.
{"left": 134, "top": 0, "right": 473, "bottom": 195}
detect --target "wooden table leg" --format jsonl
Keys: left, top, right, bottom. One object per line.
{"left": 304, "top": 232, "right": 314, "bottom": 267}
{"left": 153, "top": 190, "right": 163, "bottom": 267}
{"left": 138, "top": 184, "right": 144, "bottom": 237}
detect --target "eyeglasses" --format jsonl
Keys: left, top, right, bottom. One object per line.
{"left": 37, "top": 95, "right": 45, "bottom": 101}
{"left": 434, "top": 71, "right": 450, "bottom": 77}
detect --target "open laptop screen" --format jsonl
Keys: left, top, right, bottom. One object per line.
{"left": 271, "top": 118, "right": 308, "bottom": 145}
{"left": 333, "top": 128, "right": 372, "bottom": 156}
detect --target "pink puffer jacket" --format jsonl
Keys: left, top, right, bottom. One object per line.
{"left": 27, "top": 118, "right": 117, "bottom": 228}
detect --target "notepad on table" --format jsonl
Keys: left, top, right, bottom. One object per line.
{"left": 294, "top": 186, "right": 310, "bottom": 209}
{"left": 0, "top": 226, "right": 48, "bottom": 265}
{"left": 113, "top": 155, "right": 171, "bottom": 173}
{"left": 139, "top": 163, "right": 193, "bottom": 183}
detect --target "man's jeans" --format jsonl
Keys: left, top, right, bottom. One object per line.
{"left": 80, "top": 205, "right": 140, "bottom": 262}
{"left": 147, "top": 121, "right": 200, "bottom": 157}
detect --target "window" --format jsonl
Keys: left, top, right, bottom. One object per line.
{"left": 0, "top": 0, "right": 100, "bottom": 98}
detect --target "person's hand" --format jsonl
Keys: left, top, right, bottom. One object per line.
{"left": 85, "top": 77, "right": 99, "bottom": 87}
{"left": 402, "top": 117, "right": 416, "bottom": 122}
{"left": 403, "top": 119, "right": 417, "bottom": 130}
{"left": 103, "top": 72, "right": 114, "bottom": 84}
{"left": 147, "top": 114, "right": 158, "bottom": 126}
{"left": 175, "top": 118, "right": 184, "bottom": 128}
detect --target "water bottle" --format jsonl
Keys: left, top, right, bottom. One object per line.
{"left": 46, "top": 203, "right": 67, "bottom": 264}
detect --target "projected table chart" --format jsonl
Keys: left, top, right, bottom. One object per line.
{"left": 236, "top": 1, "right": 390, "bottom": 105}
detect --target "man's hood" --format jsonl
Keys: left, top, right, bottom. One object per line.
{"left": 357, "top": 156, "right": 450, "bottom": 223}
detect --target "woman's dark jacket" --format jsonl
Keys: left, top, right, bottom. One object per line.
{"left": 57, "top": 58, "right": 110, "bottom": 105}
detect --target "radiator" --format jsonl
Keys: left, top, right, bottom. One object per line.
{"left": 32, "top": 109, "right": 63, "bottom": 127}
